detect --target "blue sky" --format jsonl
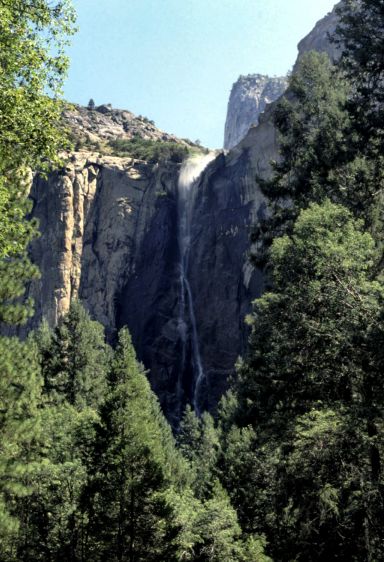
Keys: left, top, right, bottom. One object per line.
{"left": 65, "top": 0, "right": 337, "bottom": 148}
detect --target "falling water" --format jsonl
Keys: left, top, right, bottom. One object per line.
{"left": 177, "top": 152, "right": 216, "bottom": 416}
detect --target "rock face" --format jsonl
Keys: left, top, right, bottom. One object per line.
{"left": 294, "top": 2, "right": 342, "bottom": 71}
{"left": 25, "top": 143, "right": 273, "bottom": 424}
{"left": 224, "top": 75, "right": 287, "bottom": 150}
{"left": 21, "top": 3, "right": 341, "bottom": 422}
{"left": 26, "top": 122, "right": 277, "bottom": 415}
{"left": 27, "top": 152, "right": 180, "bottom": 335}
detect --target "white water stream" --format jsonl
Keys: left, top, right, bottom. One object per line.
{"left": 177, "top": 152, "right": 216, "bottom": 415}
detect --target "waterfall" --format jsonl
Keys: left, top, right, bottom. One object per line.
{"left": 177, "top": 152, "right": 216, "bottom": 416}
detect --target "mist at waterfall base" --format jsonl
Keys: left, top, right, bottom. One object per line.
{"left": 177, "top": 153, "right": 217, "bottom": 416}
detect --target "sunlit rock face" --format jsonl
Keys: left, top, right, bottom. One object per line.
{"left": 64, "top": 104, "right": 190, "bottom": 146}
{"left": 26, "top": 152, "right": 180, "bottom": 336}
{"left": 224, "top": 74, "right": 287, "bottom": 150}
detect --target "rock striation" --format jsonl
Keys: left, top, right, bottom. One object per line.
{"left": 27, "top": 152, "right": 180, "bottom": 335}
{"left": 224, "top": 75, "right": 287, "bottom": 150}
{"left": 24, "top": 144, "right": 272, "bottom": 424}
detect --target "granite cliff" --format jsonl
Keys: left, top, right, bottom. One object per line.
{"left": 224, "top": 2, "right": 342, "bottom": 151}
{"left": 22, "top": 3, "right": 341, "bottom": 422}
{"left": 26, "top": 137, "right": 272, "bottom": 423}
{"left": 224, "top": 74, "right": 287, "bottom": 150}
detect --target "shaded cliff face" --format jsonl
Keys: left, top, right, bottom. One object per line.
{"left": 116, "top": 129, "right": 275, "bottom": 422}
{"left": 185, "top": 119, "right": 278, "bottom": 415}
{"left": 224, "top": 75, "right": 287, "bottom": 150}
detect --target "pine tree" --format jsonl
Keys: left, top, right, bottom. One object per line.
{"left": 0, "top": 337, "right": 43, "bottom": 560}
{"left": 219, "top": 425, "right": 270, "bottom": 536}
{"left": 255, "top": 49, "right": 384, "bottom": 264}
{"left": 167, "top": 481, "right": 270, "bottom": 562}
{"left": 12, "top": 310, "right": 111, "bottom": 561}
{"left": 177, "top": 407, "right": 220, "bottom": 500}
{"left": 44, "top": 301, "right": 111, "bottom": 410}
{"left": 85, "top": 328, "right": 178, "bottom": 562}
{"left": 334, "top": 0, "right": 384, "bottom": 150}
{"left": 16, "top": 403, "right": 99, "bottom": 562}
{"left": 331, "top": 0, "right": 384, "bottom": 245}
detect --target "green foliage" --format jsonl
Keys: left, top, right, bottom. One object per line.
{"left": 0, "top": 0, "right": 76, "bottom": 174}
{"left": 167, "top": 481, "right": 268, "bottom": 562}
{"left": 267, "top": 52, "right": 349, "bottom": 202}
{"left": 227, "top": 201, "right": 384, "bottom": 560}
{"left": 42, "top": 301, "right": 111, "bottom": 409}
{"left": 7, "top": 3, "right": 384, "bottom": 561}
{"left": 219, "top": 6, "right": 384, "bottom": 560}
{"left": 109, "top": 137, "right": 192, "bottom": 163}
{"left": 219, "top": 425, "right": 271, "bottom": 535}
{"left": 0, "top": 337, "right": 43, "bottom": 559}
{"left": 255, "top": 49, "right": 384, "bottom": 263}
{"left": 334, "top": 0, "right": 384, "bottom": 150}
{"left": 192, "top": 482, "right": 242, "bottom": 562}
{"left": 0, "top": 0, "right": 76, "bottom": 324}
{"left": 178, "top": 406, "right": 220, "bottom": 499}
{"left": 16, "top": 403, "right": 99, "bottom": 561}
{"left": 242, "top": 12, "right": 384, "bottom": 554}
{"left": 85, "top": 328, "right": 180, "bottom": 561}
{"left": 239, "top": 201, "right": 383, "bottom": 427}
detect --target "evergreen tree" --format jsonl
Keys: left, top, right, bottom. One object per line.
{"left": 334, "top": 0, "right": 384, "bottom": 150}
{"left": 178, "top": 407, "right": 220, "bottom": 499}
{"left": 44, "top": 301, "right": 111, "bottom": 410}
{"left": 219, "top": 425, "right": 271, "bottom": 536}
{"left": 85, "top": 328, "right": 178, "bottom": 562}
{"left": 167, "top": 481, "right": 270, "bottom": 562}
{"left": 331, "top": 0, "right": 384, "bottom": 244}
{"left": 255, "top": 49, "right": 384, "bottom": 263}
{"left": 265, "top": 52, "right": 349, "bottom": 204}
{"left": 228, "top": 201, "right": 384, "bottom": 560}
{"left": 16, "top": 403, "right": 99, "bottom": 562}
{"left": 240, "top": 200, "right": 383, "bottom": 427}
{"left": 0, "top": 337, "right": 43, "bottom": 560}
{"left": 12, "top": 308, "right": 112, "bottom": 561}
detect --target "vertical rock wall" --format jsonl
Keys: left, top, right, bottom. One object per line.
{"left": 224, "top": 74, "right": 287, "bottom": 150}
